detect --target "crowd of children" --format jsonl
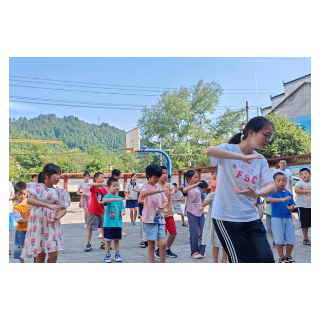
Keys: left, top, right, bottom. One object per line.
{"left": 9, "top": 117, "right": 311, "bottom": 264}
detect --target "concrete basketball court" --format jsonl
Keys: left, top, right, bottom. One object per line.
{"left": 9, "top": 202, "right": 311, "bottom": 263}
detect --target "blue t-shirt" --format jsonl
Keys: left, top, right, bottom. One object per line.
{"left": 103, "top": 194, "right": 125, "bottom": 228}
{"left": 266, "top": 190, "right": 295, "bottom": 218}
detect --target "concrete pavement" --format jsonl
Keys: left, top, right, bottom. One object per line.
{"left": 9, "top": 202, "right": 311, "bottom": 263}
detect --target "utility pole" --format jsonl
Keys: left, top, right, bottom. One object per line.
{"left": 246, "top": 101, "right": 249, "bottom": 122}
{"left": 159, "top": 139, "right": 162, "bottom": 165}
{"left": 255, "top": 73, "right": 259, "bottom": 116}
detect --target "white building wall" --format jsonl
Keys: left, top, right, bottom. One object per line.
{"left": 284, "top": 75, "right": 311, "bottom": 96}
{"left": 271, "top": 83, "right": 311, "bottom": 118}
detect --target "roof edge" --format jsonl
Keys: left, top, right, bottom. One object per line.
{"left": 283, "top": 73, "right": 311, "bottom": 86}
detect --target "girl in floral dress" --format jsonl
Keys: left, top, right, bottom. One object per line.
{"left": 21, "top": 163, "right": 71, "bottom": 263}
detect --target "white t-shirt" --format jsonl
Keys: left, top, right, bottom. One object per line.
{"left": 9, "top": 181, "right": 15, "bottom": 213}
{"left": 124, "top": 181, "right": 141, "bottom": 200}
{"left": 272, "top": 168, "right": 292, "bottom": 191}
{"left": 209, "top": 143, "right": 273, "bottom": 222}
{"left": 295, "top": 180, "right": 311, "bottom": 208}
{"left": 171, "top": 191, "right": 183, "bottom": 209}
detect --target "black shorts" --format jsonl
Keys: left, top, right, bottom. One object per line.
{"left": 298, "top": 207, "right": 311, "bottom": 228}
{"left": 103, "top": 227, "right": 122, "bottom": 241}
{"left": 138, "top": 203, "right": 144, "bottom": 217}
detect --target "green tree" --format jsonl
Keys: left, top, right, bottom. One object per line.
{"left": 260, "top": 113, "right": 311, "bottom": 158}
{"left": 137, "top": 80, "right": 223, "bottom": 169}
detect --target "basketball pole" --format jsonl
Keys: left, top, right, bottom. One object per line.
{"left": 136, "top": 148, "right": 172, "bottom": 182}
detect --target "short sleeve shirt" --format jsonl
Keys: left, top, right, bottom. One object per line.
{"left": 266, "top": 190, "right": 295, "bottom": 218}
{"left": 295, "top": 180, "right": 311, "bottom": 208}
{"left": 13, "top": 203, "right": 31, "bottom": 231}
{"left": 209, "top": 143, "right": 273, "bottom": 222}
{"left": 208, "top": 179, "right": 217, "bottom": 193}
{"left": 171, "top": 191, "right": 183, "bottom": 209}
{"left": 124, "top": 181, "right": 141, "bottom": 200}
{"left": 103, "top": 194, "right": 125, "bottom": 228}
{"left": 88, "top": 186, "right": 109, "bottom": 215}
{"left": 185, "top": 187, "right": 204, "bottom": 217}
{"left": 141, "top": 183, "right": 168, "bottom": 224}
{"left": 78, "top": 182, "right": 92, "bottom": 197}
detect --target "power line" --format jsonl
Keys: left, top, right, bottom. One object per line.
{"left": 10, "top": 97, "right": 259, "bottom": 110}
{"left": 9, "top": 79, "right": 171, "bottom": 93}
{"left": 9, "top": 75, "right": 276, "bottom": 91}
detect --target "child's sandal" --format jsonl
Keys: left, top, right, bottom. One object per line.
{"left": 278, "top": 257, "right": 289, "bottom": 263}
{"left": 303, "top": 239, "right": 311, "bottom": 245}
{"left": 140, "top": 241, "right": 146, "bottom": 248}
{"left": 287, "top": 256, "right": 296, "bottom": 263}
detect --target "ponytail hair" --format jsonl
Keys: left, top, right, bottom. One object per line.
{"left": 229, "top": 116, "right": 273, "bottom": 144}
{"left": 183, "top": 170, "right": 197, "bottom": 196}
{"left": 83, "top": 171, "right": 90, "bottom": 178}
{"left": 38, "top": 163, "right": 61, "bottom": 184}
{"left": 38, "top": 171, "right": 43, "bottom": 184}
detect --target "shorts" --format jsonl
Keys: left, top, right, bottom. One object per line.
{"left": 265, "top": 214, "right": 272, "bottom": 234}
{"left": 13, "top": 230, "right": 26, "bottom": 259}
{"left": 165, "top": 216, "right": 177, "bottom": 235}
{"left": 79, "top": 194, "right": 91, "bottom": 209}
{"left": 138, "top": 203, "right": 144, "bottom": 217}
{"left": 103, "top": 227, "right": 122, "bottom": 241}
{"left": 9, "top": 212, "right": 15, "bottom": 230}
{"left": 298, "top": 207, "right": 311, "bottom": 228}
{"left": 126, "top": 199, "right": 139, "bottom": 209}
{"left": 87, "top": 212, "right": 104, "bottom": 231}
{"left": 172, "top": 206, "right": 183, "bottom": 215}
{"left": 271, "top": 217, "right": 296, "bottom": 245}
{"left": 143, "top": 223, "right": 166, "bottom": 241}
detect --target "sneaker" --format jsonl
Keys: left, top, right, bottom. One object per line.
{"left": 182, "top": 223, "right": 188, "bottom": 227}
{"left": 100, "top": 241, "right": 105, "bottom": 249}
{"left": 85, "top": 243, "right": 92, "bottom": 252}
{"left": 166, "top": 248, "right": 177, "bottom": 258}
{"left": 154, "top": 248, "right": 160, "bottom": 259}
{"left": 104, "top": 252, "right": 111, "bottom": 263}
{"left": 98, "top": 233, "right": 103, "bottom": 238}
{"left": 83, "top": 224, "right": 87, "bottom": 229}
{"left": 114, "top": 251, "right": 122, "bottom": 262}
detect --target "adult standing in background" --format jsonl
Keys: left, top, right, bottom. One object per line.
{"left": 208, "top": 171, "right": 218, "bottom": 193}
{"left": 9, "top": 181, "right": 15, "bottom": 255}
{"left": 272, "top": 160, "right": 293, "bottom": 193}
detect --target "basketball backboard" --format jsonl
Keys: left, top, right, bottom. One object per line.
{"left": 123, "top": 127, "right": 140, "bottom": 153}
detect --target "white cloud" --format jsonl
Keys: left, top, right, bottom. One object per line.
{"left": 9, "top": 101, "right": 35, "bottom": 111}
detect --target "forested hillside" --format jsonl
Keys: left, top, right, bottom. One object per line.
{"left": 9, "top": 114, "right": 126, "bottom": 153}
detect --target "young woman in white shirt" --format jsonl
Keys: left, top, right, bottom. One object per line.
{"left": 205, "top": 116, "right": 277, "bottom": 263}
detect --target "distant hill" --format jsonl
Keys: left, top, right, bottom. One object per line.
{"left": 9, "top": 114, "right": 126, "bottom": 153}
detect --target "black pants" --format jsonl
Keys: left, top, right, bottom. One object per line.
{"left": 213, "top": 218, "right": 275, "bottom": 263}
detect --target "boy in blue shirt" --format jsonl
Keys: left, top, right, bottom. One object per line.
{"left": 102, "top": 177, "right": 126, "bottom": 263}
{"left": 266, "top": 172, "right": 296, "bottom": 263}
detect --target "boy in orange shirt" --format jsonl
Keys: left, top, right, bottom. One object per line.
{"left": 208, "top": 171, "right": 217, "bottom": 193}
{"left": 13, "top": 182, "right": 32, "bottom": 263}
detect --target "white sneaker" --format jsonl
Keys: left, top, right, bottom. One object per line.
{"left": 84, "top": 224, "right": 87, "bottom": 229}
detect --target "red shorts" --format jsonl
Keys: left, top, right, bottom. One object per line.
{"left": 165, "top": 216, "right": 177, "bottom": 235}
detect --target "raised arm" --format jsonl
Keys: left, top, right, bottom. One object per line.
{"left": 27, "top": 194, "right": 60, "bottom": 211}
{"left": 183, "top": 182, "right": 200, "bottom": 193}
{"left": 266, "top": 195, "right": 291, "bottom": 203}
{"left": 141, "top": 189, "right": 163, "bottom": 197}
{"left": 205, "top": 146, "right": 264, "bottom": 163}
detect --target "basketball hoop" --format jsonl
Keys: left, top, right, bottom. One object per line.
{"left": 119, "top": 147, "right": 134, "bottom": 152}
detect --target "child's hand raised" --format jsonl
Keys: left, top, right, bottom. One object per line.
{"left": 47, "top": 204, "right": 61, "bottom": 211}
{"left": 281, "top": 196, "right": 291, "bottom": 202}
{"left": 157, "top": 204, "right": 165, "bottom": 209}
{"left": 241, "top": 154, "right": 264, "bottom": 164}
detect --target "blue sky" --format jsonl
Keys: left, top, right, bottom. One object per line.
{"left": 9, "top": 57, "right": 311, "bottom": 132}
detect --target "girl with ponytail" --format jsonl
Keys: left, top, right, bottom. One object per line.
{"left": 21, "top": 163, "right": 71, "bottom": 263}
{"left": 77, "top": 171, "right": 92, "bottom": 229}
{"left": 205, "top": 116, "right": 277, "bottom": 263}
